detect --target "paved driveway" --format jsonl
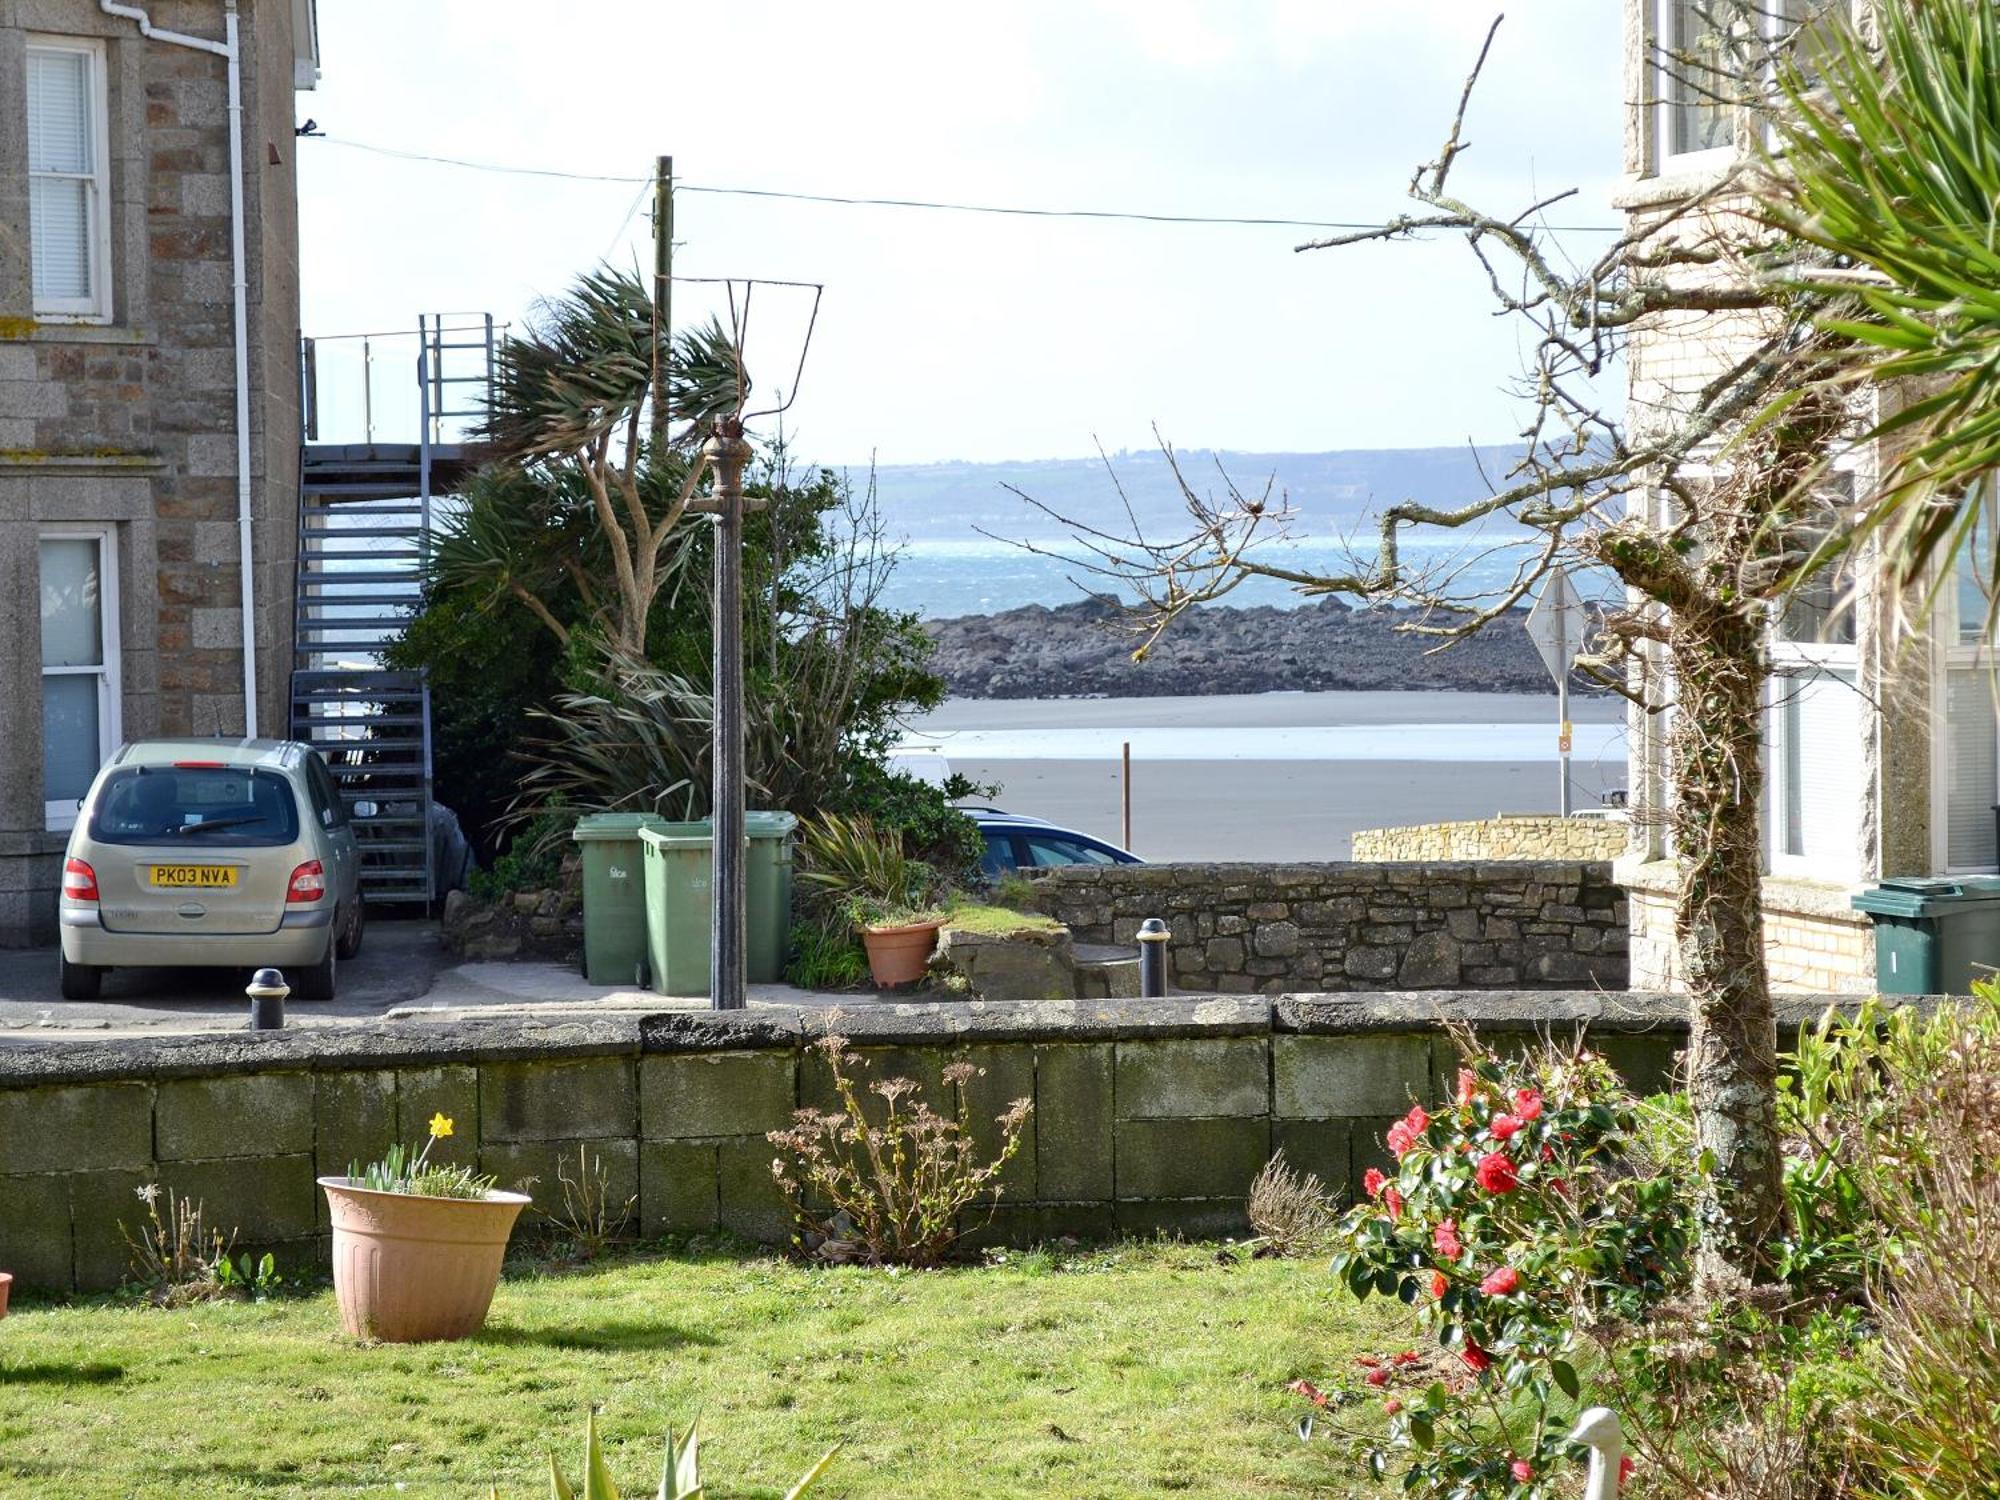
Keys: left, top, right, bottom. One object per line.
{"left": 0, "top": 918, "right": 455, "bottom": 1036}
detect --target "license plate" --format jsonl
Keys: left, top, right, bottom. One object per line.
{"left": 149, "top": 865, "right": 238, "bottom": 889}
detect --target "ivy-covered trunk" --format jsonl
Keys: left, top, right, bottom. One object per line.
{"left": 1669, "top": 615, "right": 1786, "bottom": 1280}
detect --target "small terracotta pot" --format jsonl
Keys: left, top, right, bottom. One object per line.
{"left": 319, "top": 1177, "right": 530, "bottom": 1343}
{"left": 0, "top": 1271, "right": 12, "bottom": 1318}
{"left": 862, "top": 919, "right": 943, "bottom": 988}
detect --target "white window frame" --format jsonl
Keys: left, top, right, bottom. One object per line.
{"left": 1653, "top": 0, "right": 1835, "bottom": 174}
{"left": 26, "top": 34, "right": 114, "bottom": 324}
{"left": 40, "top": 528, "right": 122, "bottom": 833}
{"left": 1930, "top": 493, "right": 2000, "bottom": 874}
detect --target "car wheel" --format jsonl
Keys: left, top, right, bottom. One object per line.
{"left": 335, "top": 898, "right": 366, "bottom": 960}
{"left": 293, "top": 933, "right": 338, "bottom": 1002}
{"left": 58, "top": 949, "right": 104, "bottom": 1001}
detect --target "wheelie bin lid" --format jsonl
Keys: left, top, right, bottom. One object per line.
{"left": 637, "top": 825, "right": 711, "bottom": 852}
{"left": 1852, "top": 875, "right": 2000, "bottom": 918}
{"left": 745, "top": 811, "right": 798, "bottom": 837}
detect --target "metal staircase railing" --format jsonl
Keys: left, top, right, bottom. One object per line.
{"left": 289, "top": 314, "right": 499, "bottom": 907}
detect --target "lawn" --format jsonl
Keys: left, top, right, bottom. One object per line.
{"left": 0, "top": 1239, "right": 1401, "bottom": 1498}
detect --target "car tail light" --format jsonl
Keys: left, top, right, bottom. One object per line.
{"left": 62, "top": 857, "right": 99, "bottom": 902}
{"left": 286, "top": 859, "right": 326, "bottom": 904}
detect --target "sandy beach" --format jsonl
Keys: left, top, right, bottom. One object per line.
{"left": 907, "top": 691, "right": 1629, "bottom": 862}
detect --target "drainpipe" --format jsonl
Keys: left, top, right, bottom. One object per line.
{"left": 99, "top": 1, "right": 258, "bottom": 738}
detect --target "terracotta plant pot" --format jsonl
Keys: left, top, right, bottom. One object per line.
{"left": 0, "top": 1271, "right": 11, "bottom": 1318}
{"left": 319, "top": 1177, "right": 530, "bottom": 1343}
{"left": 862, "top": 919, "right": 943, "bottom": 988}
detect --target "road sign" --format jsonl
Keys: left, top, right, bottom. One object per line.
{"left": 1524, "top": 567, "right": 1582, "bottom": 688}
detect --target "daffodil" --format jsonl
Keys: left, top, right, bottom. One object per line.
{"left": 429, "top": 1112, "right": 455, "bottom": 1140}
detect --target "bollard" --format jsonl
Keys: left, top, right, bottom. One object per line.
{"left": 1137, "top": 917, "right": 1170, "bottom": 998}
{"left": 246, "top": 967, "right": 289, "bottom": 1031}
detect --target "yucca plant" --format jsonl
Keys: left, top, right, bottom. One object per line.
{"left": 1761, "top": 0, "right": 2000, "bottom": 603}
{"left": 487, "top": 1408, "right": 838, "bottom": 1500}
{"left": 795, "top": 811, "right": 943, "bottom": 926}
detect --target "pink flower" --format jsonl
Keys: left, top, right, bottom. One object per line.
{"left": 1433, "top": 1219, "right": 1463, "bottom": 1259}
{"left": 1383, "top": 1186, "right": 1404, "bottom": 1219}
{"left": 1460, "top": 1339, "right": 1492, "bottom": 1373}
{"left": 1288, "top": 1378, "right": 1330, "bottom": 1408}
{"left": 1489, "top": 1112, "right": 1523, "bottom": 1141}
{"left": 1363, "top": 1167, "right": 1388, "bottom": 1199}
{"left": 1355, "top": 1355, "right": 1381, "bottom": 1368}
{"left": 1384, "top": 1397, "right": 1403, "bottom": 1416}
{"left": 1511, "top": 1459, "right": 1534, "bottom": 1483}
{"left": 1619, "top": 1455, "right": 1636, "bottom": 1484}
{"left": 1480, "top": 1265, "right": 1520, "bottom": 1297}
{"left": 1386, "top": 1104, "right": 1429, "bottom": 1158}
{"left": 1474, "top": 1152, "right": 1519, "bottom": 1195}
{"left": 1365, "top": 1366, "right": 1391, "bottom": 1387}
{"left": 1391, "top": 1349, "right": 1420, "bottom": 1367}
{"left": 1514, "top": 1088, "right": 1544, "bottom": 1121}
{"left": 1456, "top": 1068, "right": 1478, "bottom": 1106}
{"left": 1430, "top": 1270, "right": 1449, "bottom": 1299}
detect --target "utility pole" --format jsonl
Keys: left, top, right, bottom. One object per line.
{"left": 696, "top": 416, "right": 760, "bottom": 1010}
{"left": 650, "top": 154, "right": 673, "bottom": 449}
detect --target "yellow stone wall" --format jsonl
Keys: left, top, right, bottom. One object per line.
{"left": 1350, "top": 817, "right": 1628, "bottom": 864}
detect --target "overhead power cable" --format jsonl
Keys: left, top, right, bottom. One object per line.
{"left": 314, "top": 135, "right": 1625, "bottom": 235}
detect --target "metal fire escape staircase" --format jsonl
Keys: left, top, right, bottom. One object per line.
{"left": 291, "top": 315, "right": 496, "bottom": 907}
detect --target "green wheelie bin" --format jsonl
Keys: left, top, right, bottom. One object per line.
{"left": 1851, "top": 875, "right": 2000, "bottom": 995}
{"left": 639, "top": 825, "right": 714, "bottom": 997}
{"left": 572, "top": 812, "right": 674, "bottom": 987}
{"left": 744, "top": 810, "right": 799, "bottom": 984}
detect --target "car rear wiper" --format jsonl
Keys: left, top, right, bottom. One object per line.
{"left": 170, "top": 816, "right": 268, "bottom": 837}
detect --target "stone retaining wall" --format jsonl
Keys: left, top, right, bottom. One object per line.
{"left": 1351, "top": 817, "right": 1628, "bottom": 863}
{"left": 1623, "top": 859, "right": 1875, "bottom": 994}
{"left": 1027, "top": 861, "right": 1627, "bottom": 994}
{"left": 0, "top": 992, "right": 1724, "bottom": 1294}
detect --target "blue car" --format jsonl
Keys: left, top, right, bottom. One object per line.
{"left": 968, "top": 809, "right": 1143, "bottom": 879}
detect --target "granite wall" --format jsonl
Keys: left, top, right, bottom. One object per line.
{"left": 1027, "top": 861, "right": 1628, "bottom": 995}
{"left": 0, "top": 992, "right": 1706, "bottom": 1294}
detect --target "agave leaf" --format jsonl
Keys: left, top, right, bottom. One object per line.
{"left": 549, "top": 1452, "right": 575, "bottom": 1500}
{"left": 582, "top": 1409, "right": 621, "bottom": 1500}
{"left": 782, "top": 1443, "right": 842, "bottom": 1499}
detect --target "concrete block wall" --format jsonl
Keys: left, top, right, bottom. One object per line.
{"left": 1625, "top": 870, "right": 1875, "bottom": 995}
{"left": 0, "top": 994, "right": 1718, "bottom": 1295}
{"left": 1028, "top": 861, "right": 1628, "bottom": 994}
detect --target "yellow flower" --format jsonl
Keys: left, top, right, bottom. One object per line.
{"left": 428, "top": 1112, "right": 455, "bottom": 1140}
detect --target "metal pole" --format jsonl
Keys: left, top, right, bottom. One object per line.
{"left": 651, "top": 154, "right": 672, "bottom": 450}
{"left": 707, "top": 418, "right": 753, "bottom": 1010}
{"left": 1122, "top": 740, "right": 1132, "bottom": 851}
{"left": 1137, "top": 917, "right": 1169, "bottom": 998}
{"left": 362, "top": 337, "right": 373, "bottom": 443}
{"left": 1557, "top": 583, "right": 1572, "bottom": 817}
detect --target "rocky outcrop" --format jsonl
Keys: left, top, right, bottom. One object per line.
{"left": 925, "top": 597, "right": 1599, "bottom": 699}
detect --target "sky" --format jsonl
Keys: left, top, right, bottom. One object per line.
{"left": 296, "top": 1, "right": 1628, "bottom": 469}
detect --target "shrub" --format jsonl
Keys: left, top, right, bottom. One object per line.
{"left": 768, "top": 1034, "right": 1032, "bottom": 1266}
{"left": 467, "top": 803, "right": 575, "bottom": 901}
{"left": 542, "top": 1145, "right": 637, "bottom": 1263}
{"left": 785, "top": 917, "right": 870, "bottom": 991}
{"left": 832, "top": 763, "right": 990, "bottom": 888}
{"left": 1247, "top": 1151, "right": 1337, "bottom": 1256}
{"left": 1301, "top": 1035, "right": 1691, "bottom": 1497}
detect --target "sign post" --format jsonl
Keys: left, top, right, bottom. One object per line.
{"left": 1524, "top": 567, "right": 1581, "bottom": 817}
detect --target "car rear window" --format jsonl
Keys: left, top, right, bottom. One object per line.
{"left": 88, "top": 766, "right": 300, "bottom": 847}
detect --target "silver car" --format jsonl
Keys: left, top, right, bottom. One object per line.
{"left": 58, "top": 739, "right": 365, "bottom": 1001}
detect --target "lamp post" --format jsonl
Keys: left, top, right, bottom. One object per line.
{"left": 698, "top": 417, "right": 759, "bottom": 1010}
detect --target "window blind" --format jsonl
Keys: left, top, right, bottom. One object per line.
{"left": 1776, "top": 667, "right": 1862, "bottom": 880}
{"left": 1946, "top": 668, "right": 1999, "bottom": 870}
{"left": 26, "top": 47, "right": 96, "bottom": 306}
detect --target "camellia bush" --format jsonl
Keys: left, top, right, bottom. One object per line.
{"left": 1300, "top": 1041, "right": 1691, "bottom": 1497}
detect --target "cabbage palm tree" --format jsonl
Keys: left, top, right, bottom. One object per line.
{"left": 459, "top": 265, "right": 747, "bottom": 655}
{"left": 1762, "top": 0, "right": 2000, "bottom": 600}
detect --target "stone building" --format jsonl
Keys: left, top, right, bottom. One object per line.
{"left": 0, "top": 0, "right": 316, "bottom": 943}
{"left": 1615, "top": 0, "right": 1992, "bottom": 993}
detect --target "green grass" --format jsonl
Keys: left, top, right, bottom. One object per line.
{"left": 0, "top": 1239, "right": 1401, "bottom": 1498}
{"left": 939, "top": 903, "right": 1064, "bottom": 937}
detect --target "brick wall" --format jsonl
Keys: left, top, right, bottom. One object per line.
{"left": 1625, "top": 870, "right": 1875, "bottom": 995}
{"left": 0, "top": 995, "right": 1708, "bottom": 1293}
{"left": 1027, "top": 861, "right": 1628, "bottom": 994}
{"left": 1350, "top": 817, "right": 1628, "bottom": 863}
